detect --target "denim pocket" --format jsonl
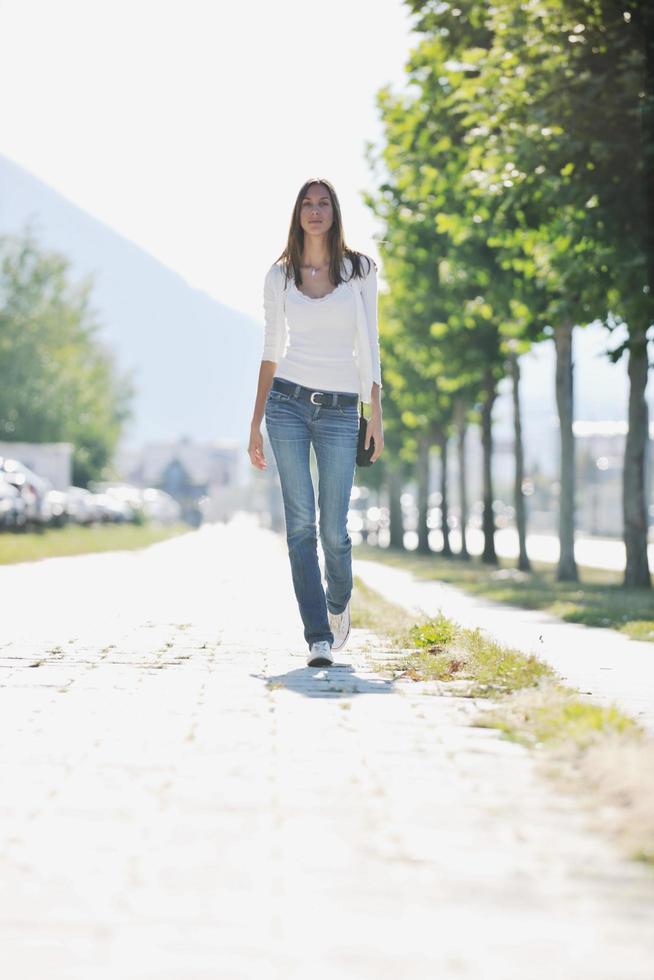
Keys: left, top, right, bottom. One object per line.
{"left": 268, "top": 389, "right": 291, "bottom": 403}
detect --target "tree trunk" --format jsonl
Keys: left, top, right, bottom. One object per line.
{"left": 454, "top": 398, "right": 470, "bottom": 560}
{"left": 554, "top": 320, "right": 578, "bottom": 581}
{"left": 510, "top": 352, "right": 531, "bottom": 572}
{"left": 623, "top": 330, "right": 652, "bottom": 587}
{"left": 416, "top": 431, "right": 431, "bottom": 555}
{"left": 623, "top": 2, "right": 653, "bottom": 587}
{"left": 481, "top": 368, "right": 498, "bottom": 564}
{"left": 439, "top": 428, "right": 452, "bottom": 557}
{"left": 388, "top": 463, "right": 404, "bottom": 551}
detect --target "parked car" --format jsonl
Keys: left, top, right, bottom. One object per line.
{"left": 0, "top": 474, "right": 27, "bottom": 530}
{"left": 89, "top": 483, "right": 181, "bottom": 524}
{"left": 44, "top": 489, "right": 69, "bottom": 528}
{"left": 0, "top": 457, "right": 51, "bottom": 526}
{"left": 90, "top": 492, "right": 132, "bottom": 523}
{"left": 65, "top": 486, "right": 98, "bottom": 525}
{"left": 140, "top": 488, "right": 182, "bottom": 524}
{"left": 97, "top": 485, "right": 139, "bottom": 522}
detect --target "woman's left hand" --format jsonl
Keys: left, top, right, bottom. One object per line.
{"left": 366, "top": 412, "right": 384, "bottom": 463}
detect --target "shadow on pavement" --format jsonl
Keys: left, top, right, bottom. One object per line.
{"left": 253, "top": 663, "right": 397, "bottom": 699}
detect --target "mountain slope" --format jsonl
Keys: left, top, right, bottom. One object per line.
{"left": 0, "top": 154, "right": 262, "bottom": 448}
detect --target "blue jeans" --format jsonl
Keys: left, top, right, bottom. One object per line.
{"left": 264, "top": 379, "right": 359, "bottom": 649}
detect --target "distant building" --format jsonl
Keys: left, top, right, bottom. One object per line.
{"left": 114, "top": 437, "right": 240, "bottom": 524}
{"left": 157, "top": 457, "right": 204, "bottom": 525}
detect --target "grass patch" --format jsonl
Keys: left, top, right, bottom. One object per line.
{"left": 475, "top": 683, "right": 641, "bottom": 749}
{"left": 353, "top": 577, "right": 654, "bottom": 867}
{"left": 0, "top": 521, "right": 192, "bottom": 565}
{"left": 369, "top": 609, "right": 558, "bottom": 696}
{"left": 407, "top": 611, "right": 458, "bottom": 649}
{"left": 354, "top": 542, "right": 654, "bottom": 643}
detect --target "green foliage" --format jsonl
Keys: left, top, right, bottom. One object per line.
{"left": 365, "top": 0, "right": 651, "bottom": 450}
{"left": 463, "top": 627, "right": 555, "bottom": 696}
{"left": 407, "top": 612, "right": 458, "bottom": 649}
{"left": 388, "top": 612, "right": 556, "bottom": 694}
{"left": 478, "top": 685, "right": 641, "bottom": 750}
{"left": 0, "top": 227, "right": 135, "bottom": 484}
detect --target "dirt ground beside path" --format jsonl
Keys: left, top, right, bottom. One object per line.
{"left": 1, "top": 515, "right": 654, "bottom": 980}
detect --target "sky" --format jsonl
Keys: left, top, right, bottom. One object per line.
{"left": 0, "top": 0, "right": 417, "bottom": 320}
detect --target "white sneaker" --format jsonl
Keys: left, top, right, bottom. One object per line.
{"left": 328, "top": 601, "right": 351, "bottom": 652}
{"left": 307, "top": 640, "right": 333, "bottom": 667}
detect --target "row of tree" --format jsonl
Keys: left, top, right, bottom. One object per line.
{"left": 361, "top": 0, "right": 653, "bottom": 588}
{"left": 0, "top": 228, "right": 133, "bottom": 486}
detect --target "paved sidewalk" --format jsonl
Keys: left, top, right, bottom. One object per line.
{"left": 1, "top": 515, "right": 654, "bottom": 979}
{"left": 353, "top": 555, "right": 654, "bottom": 735}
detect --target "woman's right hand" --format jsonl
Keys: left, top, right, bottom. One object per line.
{"left": 248, "top": 425, "right": 267, "bottom": 470}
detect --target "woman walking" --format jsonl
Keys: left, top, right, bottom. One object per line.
{"left": 248, "top": 177, "right": 384, "bottom": 667}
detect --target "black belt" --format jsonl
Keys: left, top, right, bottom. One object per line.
{"left": 271, "top": 378, "right": 359, "bottom": 408}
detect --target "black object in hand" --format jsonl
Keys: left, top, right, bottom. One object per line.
{"left": 356, "top": 407, "right": 375, "bottom": 466}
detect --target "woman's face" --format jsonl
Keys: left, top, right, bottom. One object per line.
{"left": 299, "top": 184, "right": 334, "bottom": 237}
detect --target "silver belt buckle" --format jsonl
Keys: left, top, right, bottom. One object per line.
{"left": 310, "top": 390, "right": 323, "bottom": 404}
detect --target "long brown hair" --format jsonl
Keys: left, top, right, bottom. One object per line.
{"left": 275, "top": 177, "right": 376, "bottom": 288}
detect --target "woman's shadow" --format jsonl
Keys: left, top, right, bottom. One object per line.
{"left": 252, "top": 660, "right": 397, "bottom": 699}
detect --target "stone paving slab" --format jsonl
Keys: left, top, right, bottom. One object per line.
{"left": 1, "top": 514, "right": 654, "bottom": 979}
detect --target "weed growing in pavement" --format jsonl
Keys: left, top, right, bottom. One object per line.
{"left": 376, "top": 613, "right": 556, "bottom": 696}
{"left": 474, "top": 685, "right": 640, "bottom": 748}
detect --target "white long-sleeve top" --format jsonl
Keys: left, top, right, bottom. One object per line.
{"left": 261, "top": 253, "right": 383, "bottom": 403}
{"left": 277, "top": 279, "right": 360, "bottom": 393}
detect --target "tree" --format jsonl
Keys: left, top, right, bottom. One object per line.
{"left": 455, "top": 0, "right": 652, "bottom": 584}
{"left": 0, "top": 228, "right": 134, "bottom": 485}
